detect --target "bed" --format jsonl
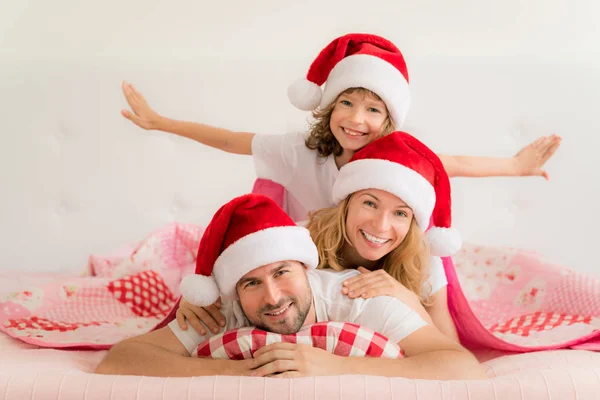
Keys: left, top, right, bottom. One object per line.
{"left": 2, "top": 1, "right": 600, "bottom": 398}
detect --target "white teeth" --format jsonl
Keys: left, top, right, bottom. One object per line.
{"left": 266, "top": 303, "right": 291, "bottom": 316}
{"left": 343, "top": 127, "right": 365, "bottom": 136}
{"left": 361, "top": 230, "right": 389, "bottom": 244}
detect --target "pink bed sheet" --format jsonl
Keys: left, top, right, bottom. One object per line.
{"left": 2, "top": 273, "right": 600, "bottom": 400}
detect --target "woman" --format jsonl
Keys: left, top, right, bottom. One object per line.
{"left": 176, "top": 131, "right": 462, "bottom": 341}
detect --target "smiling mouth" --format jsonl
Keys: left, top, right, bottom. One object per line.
{"left": 343, "top": 127, "right": 367, "bottom": 137}
{"left": 360, "top": 229, "right": 390, "bottom": 245}
{"left": 264, "top": 302, "right": 292, "bottom": 316}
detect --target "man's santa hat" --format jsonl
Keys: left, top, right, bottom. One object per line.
{"left": 180, "top": 194, "right": 319, "bottom": 307}
{"left": 332, "top": 131, "right": 462, "bottom": 258}
{"left": 288, "top": 33, "right": 410, "bottom": 126}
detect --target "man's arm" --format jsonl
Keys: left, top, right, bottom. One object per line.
{"left": 250, "top": 324, "right": 485, "bottom": 380}
{"left": 341, "top": 324, "right": 485, "bottom": 380}
{"left": 95, "top": 326, "right": 251, "bottom": 377}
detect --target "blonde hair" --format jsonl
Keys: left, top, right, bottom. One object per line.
{"left": 304, "top": 88, "right": 396, "bottom": 158}
{"left": 306, "top": 196, "right": 433, "bottom": 304}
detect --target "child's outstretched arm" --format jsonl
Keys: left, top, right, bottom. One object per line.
{"left": 120, "top": 81, "right": 255, "bottom": 155}
{"left": 438, "top": 134, "right": 561, "bottom": 179}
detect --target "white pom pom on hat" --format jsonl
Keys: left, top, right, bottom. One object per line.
{"left": 425, "top": 227, "right": 462, "bottom": 257}
{"left": 287, "top": 78, "right": 322, "bottom": 111}
{"left": 179, "top": 274, "right": 220, "bottom": 308}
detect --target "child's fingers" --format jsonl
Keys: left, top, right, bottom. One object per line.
{"left": 121, "top": 109, "right": 141, "bottom": 125}
{"left": 129, "top": 84, "right": 145, "bottom": 103}
{"left": 529, "top": 136, "right": 545, "bottom": 150}
{"left": 541, "top": 140, "right": 561, "bottom": 163}
{"left": 542, "top": 170, "right": 550, "bottom": 180}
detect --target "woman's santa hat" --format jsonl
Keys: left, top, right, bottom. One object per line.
{"left": 331, "top": 131, "right": 462, "bottom": 257}
{"left": 288, "top": 33, "right": 410, "bottom": 126}
{"left": 180, "top": 194, "right": 319, "bottom": 307}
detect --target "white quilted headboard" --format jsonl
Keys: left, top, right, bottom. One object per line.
{"left": 1, "top": 0, "right": 599, "bottom": 276}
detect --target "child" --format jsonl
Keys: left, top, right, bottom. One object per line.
{"left": 121, "top": 32, "right": 561, "bottom": 223}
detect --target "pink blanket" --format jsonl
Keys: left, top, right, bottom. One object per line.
{"left": 1, "top": 180, "right": 599, "bottom": 351}
{"left": 0, "top": 223, "right": 203, "bottom": 349}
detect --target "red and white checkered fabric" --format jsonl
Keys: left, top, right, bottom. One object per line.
{"left": 194, "top": 321, "right": 403, "bottom": 360}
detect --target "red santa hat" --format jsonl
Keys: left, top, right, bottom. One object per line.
{"left": 288, "top": 33, "right": 410, "bottom": 126}
{"left": 180, "top": 194, "right": 319, "bottom": 307}
{"left": 331, "top": 131, "right": 461, "bottom": 257}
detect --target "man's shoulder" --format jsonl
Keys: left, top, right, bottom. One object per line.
{"left": 308, "top": 268, "right": 360, "bottom": 286}
{"left": 307, "top": 268, "right": 360, "bottom": 304}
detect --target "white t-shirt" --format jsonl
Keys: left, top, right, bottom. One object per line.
{"left": 252, "top": 131, "right": 338, "bottom": 223}
{"left": 169, "top": 268, "right": 427, "bottom": 355}
{"left": 251, "top": 131, "right": 448, "bottom": 295}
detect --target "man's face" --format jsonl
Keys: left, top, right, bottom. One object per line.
{"left": 236, "top": 261, "right": 313, "bottom": 334}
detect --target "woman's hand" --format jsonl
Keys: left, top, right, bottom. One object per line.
{"left": 176, "top": 297, "right": 226, "bottom": 336}
{"left": 121, "top": 81, "right": 162, "bottom": 130}
{"left": 342, "top": 267, "right": 433, "bottom": 325}
{"left": 342, "top": 267, "right": 419, "bottom": 304}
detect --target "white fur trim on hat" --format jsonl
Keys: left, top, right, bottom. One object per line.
{"left": 425, "top": 227, "right": 462, "bottom": 257}
{"left": 213, "top": 226, "right": 318, "bottom": 300}
{"left": 332, "top": 158, "right": 435, "bottom": 229}
{"left": 180, "top": 274, "right": 220, "bottom": 307}
{"left": 320, "top": 54, "right": 410, "bottom": 126}
{"left": 288, "top": 78, "right": 323, "bottom": 111}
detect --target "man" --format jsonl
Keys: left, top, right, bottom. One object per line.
{"left": 95, "top": 194, "right": 486, "bottom": 380}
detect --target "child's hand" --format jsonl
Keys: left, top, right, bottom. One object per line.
{"left": 513, "top": 134, "right": 562, "bottom": 179}
{"left": 175, "top": 297, "right": 226, "bottom": 336}
{"left": 120, "top": 81, "right": 161, "bottom": 130}
{"left": 341, "top": 267, "right": 419, "bottom": 305}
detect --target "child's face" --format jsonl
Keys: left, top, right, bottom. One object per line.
{"left": 345, "top": 189, "right": 413, "bottom": 261}
{"left": 329, "top": 91, "right": 388, "bottom": 153}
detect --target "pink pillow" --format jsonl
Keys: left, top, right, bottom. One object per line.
{"left": 194, "top": 321, "right": 403, "bottom": 359}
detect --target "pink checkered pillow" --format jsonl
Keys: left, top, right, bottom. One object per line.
{"left": 194, "top": 321, "right": 403, "bottom": 359}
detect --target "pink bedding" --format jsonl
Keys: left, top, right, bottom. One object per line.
{"left": 2, "top": 247, "right": 600, "bottom": 399}
{"left": 2, "top": 330, "right": 600, "bottom": 400}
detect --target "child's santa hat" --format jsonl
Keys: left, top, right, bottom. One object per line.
{"left": 288, "top": 33, "right": 410, "bottom": 126}
{"left": 180, "top": 194, "right": 319, "bottom": 307}
{"left": 332, "top": 131, "right": 462, "bottom": 258}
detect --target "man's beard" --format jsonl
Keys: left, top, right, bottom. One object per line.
{"left": 243, "top": 287, "right": 313, "bottom": 334}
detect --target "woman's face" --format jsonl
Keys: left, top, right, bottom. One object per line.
{"left": 345, "top": 189, "right": 413, "bottom": 261}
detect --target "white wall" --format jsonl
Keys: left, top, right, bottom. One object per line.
{"left": 1, "top": 0, "right": 599, "bottom": 275}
